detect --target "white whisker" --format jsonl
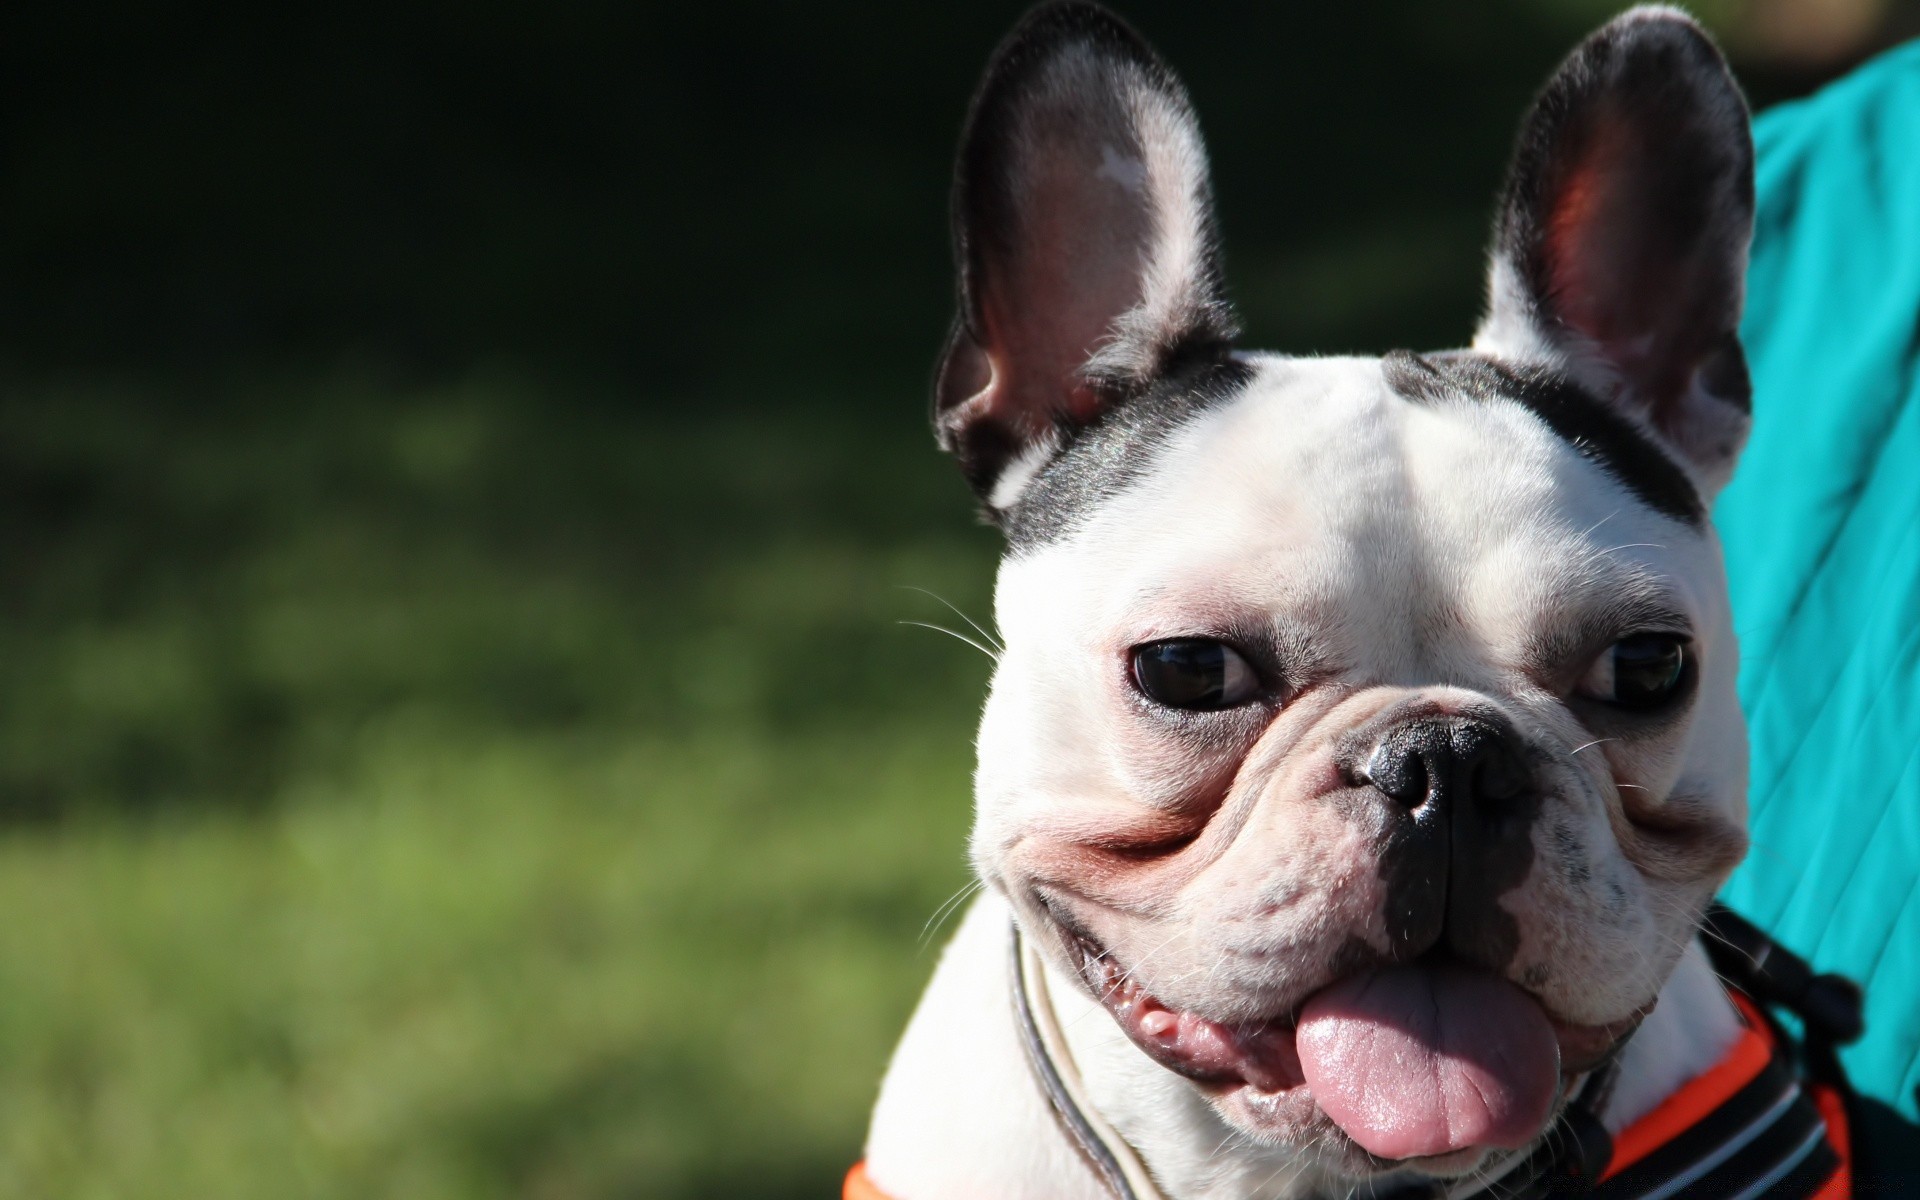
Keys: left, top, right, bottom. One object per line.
{"left": 1576, "top": 509, "right": 1622, "bottom": 541}
{"left": 897, "top": 584, "right": 1004, "bottom": 652}
{"left": 919, "top": 879, "right": 985, "bottom": 948}
{"left": 897, "top": 619, "right": 1001, "bottom": 662}
{"left": 1591, "top": 541, "right": 1668, "bottom": 559}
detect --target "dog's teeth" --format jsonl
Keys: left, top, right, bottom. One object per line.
{"left": 1139, "top": 1009, "right": 1178, "bottom": 1038}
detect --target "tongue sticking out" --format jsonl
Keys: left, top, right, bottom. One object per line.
{"left": 1295, "top": 964, "right": 1560, "bottom": 1160}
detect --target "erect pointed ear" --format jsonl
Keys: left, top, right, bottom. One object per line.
{"left": 934, "top": 2, "right": 1238, "bottom": 516}
{"left": 1475, "top": 7, "right": 1756, "bottom": 498}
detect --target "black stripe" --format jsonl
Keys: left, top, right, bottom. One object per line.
{"left": 1459, "top": 1073, "right": 1837, "bottom": 1200}
{"left": 1001, "top": 354, "right": 1254, "bottom": 552}
{"left": 1688, "top": 1105, "right": 1829, "bottom": 1199}
{"left": 1759, "top": 1137, "right": 1843, "bottom": 1199}
{"left": 1382, "top": 350, "right": 1705, "bottom": 527}
{"left": 1596, "top": 1056, "right": 1804, "bottom": 1196}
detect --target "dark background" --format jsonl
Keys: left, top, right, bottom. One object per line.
{"left": 0, "top": 2, "right": 1911, "bottom": 1197}
{"left": 8, "top": 0, "right": 1912, "bottom": 390}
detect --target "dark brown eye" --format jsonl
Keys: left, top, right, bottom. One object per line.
{"left": 1130, "top": 639, "right": 1261, "bottom": 711}
{"left": 1579, "top": 634, "right": 1690, "bottom": 711}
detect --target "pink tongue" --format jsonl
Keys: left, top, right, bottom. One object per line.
{"left": 1296, "top": 964, "right": 1560, "bottom": 1160}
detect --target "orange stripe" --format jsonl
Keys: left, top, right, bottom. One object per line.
{"left": 1808, "top": 1080, "right": 1853, "bottom": 1199}
{"left": 844, "top": 1162, "right": 895, "bottom": 1200}
{"left": 1601, "top": 991, "right": 1777, "bottom": 1181}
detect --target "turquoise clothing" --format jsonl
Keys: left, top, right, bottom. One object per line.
{"left": 1719, "top": 40, "right": 1920, "bottom": 1122}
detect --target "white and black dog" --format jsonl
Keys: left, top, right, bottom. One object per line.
{"left": 863, "top": 5, "right": 1788, "bottom": 1197}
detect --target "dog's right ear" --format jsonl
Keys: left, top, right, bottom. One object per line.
{"left": 934, "top": 2, "right": 1238, "bottom": 517}
{"left": 1476, "top": 8, "right": 1755, "bottom": 498}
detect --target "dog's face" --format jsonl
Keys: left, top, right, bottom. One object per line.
{"left": 933, "top": 3, "right": 1757, "bottom": 1179}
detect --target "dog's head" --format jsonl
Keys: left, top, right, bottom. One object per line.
{"left": 935, "top": 1, "right": 1756, "bottom": 1178}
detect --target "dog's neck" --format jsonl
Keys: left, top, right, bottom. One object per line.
{"left": 1047, "top": 937, "right": 1743, "bottom": 1200}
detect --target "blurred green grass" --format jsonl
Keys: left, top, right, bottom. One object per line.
{"left": 0, "top": 370, "right": 997, "bottom": 1197}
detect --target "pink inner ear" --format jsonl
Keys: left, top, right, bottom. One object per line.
{"left": 974, "top": 125, "right": 1153, "bottom": 433}
{"left": 1540, "top": 113, "right": 1712, "bottom": 408}
{"left": 1544, "top": 117, "right": 1656, "bottom": 348}
{"left": 1543, "top": 154, "right": 1610, "bottom": 328}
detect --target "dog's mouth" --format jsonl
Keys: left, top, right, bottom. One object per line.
{"left": 1059, "top": 921, "right": 1650, "bottom": 1166}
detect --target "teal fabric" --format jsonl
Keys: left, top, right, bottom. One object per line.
{"left": 1717, "top": 40, "right": 1920, "bottom": 1121}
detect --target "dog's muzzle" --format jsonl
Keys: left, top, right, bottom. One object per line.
{"left": 1346, "top": 712, "right": 1541, "bottom": 967}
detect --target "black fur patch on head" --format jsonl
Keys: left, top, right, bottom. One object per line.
{"left": 1001, "top": 354, "right": 1256, "bottom": 552}
{"left": 1383, "top": 349, "right": 1704, "bottom": 526}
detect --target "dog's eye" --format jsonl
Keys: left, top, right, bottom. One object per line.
{"left": 1130, "top": 639, "right": 1261, "bottom": 711}
{"left": 1579, "top": 634, "right": 1690, "bottom": 711}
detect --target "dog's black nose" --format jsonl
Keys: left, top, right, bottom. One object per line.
{"left": 1350, "top": 713, "right": 1540, "bottom": 967}
{"left": 1359, "top": 717, "right": 1529, "bottom": 812}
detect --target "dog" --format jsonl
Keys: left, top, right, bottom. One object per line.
{"left": 857, "top": 5, "right": 1837, "bottom": 1197}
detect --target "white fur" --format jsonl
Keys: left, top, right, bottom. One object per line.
{"left": 990, "top": 433, "right": 1065, "bottom": 512}
{"left": 1605, "top": 939, "right": 1745, "bottom": 1133}
{"left": 869, "top": 354, "right": 1753, "bottom": 1197}
{"left": 865, "top": 891, "right": 1109, "bottom": 1200}
{"left": 1089, "top": 76, "right": 1210, "bottom": 380}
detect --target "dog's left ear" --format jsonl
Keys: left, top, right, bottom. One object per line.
{"left": 1477, "top": 7, "right": 1755, "bottom": 497}
{"left": 934, "top": 2, "right": 1238, "bottom": 516}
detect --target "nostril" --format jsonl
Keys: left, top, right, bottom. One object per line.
{"left": 1358, "top": 718, "right": 1528, "bottom": 813}
{"left": 1364, "top": 743, "right": 1430, "bottom": 809}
